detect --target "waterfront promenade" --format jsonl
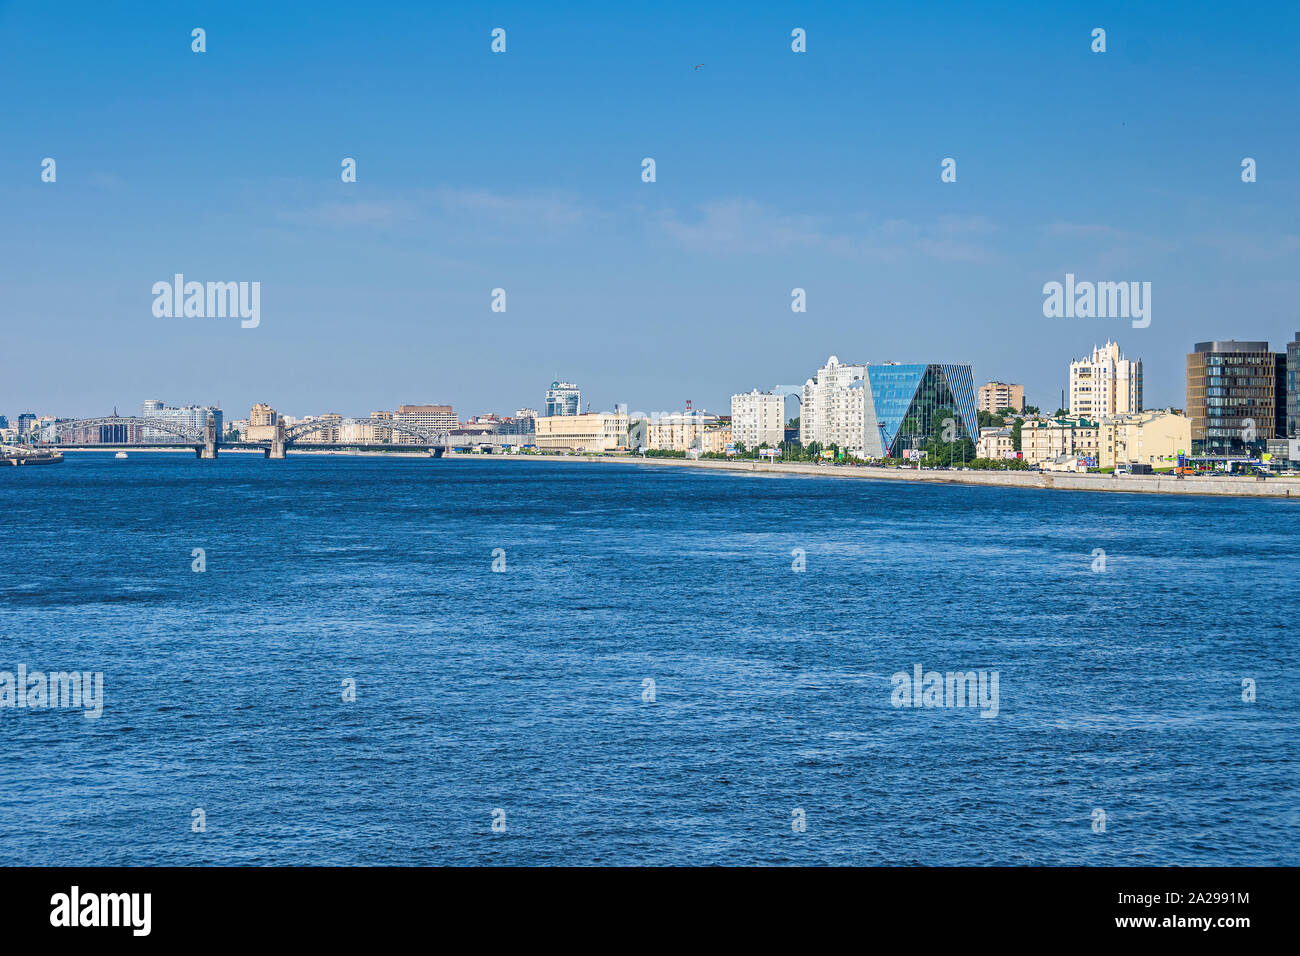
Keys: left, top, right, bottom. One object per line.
{"left": 477, "top": 453, "right": 1300, "bottom": 498}
{"left": 46, "top": 448, "right": 1300, "bottom": 496}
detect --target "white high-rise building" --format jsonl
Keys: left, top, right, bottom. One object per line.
{"left": 139, "top": 400, "right": 223, "bottom": 442}
{"left": 800, "top": 356, "right": 866, "bottom": 453}
{"left": 730, "top": 390, "right": 784, "bottom": 448}
{"left": 1069, "top": 341, "right": 1142, "bottom": 419}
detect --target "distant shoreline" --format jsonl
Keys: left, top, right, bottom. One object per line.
{"left": 461, "top": 452, "right": 1300, "bottom": 498}
{"left": 52, "top": 448, "right": 1298, "bottom": 497}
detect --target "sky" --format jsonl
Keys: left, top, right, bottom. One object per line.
{"left": 2, "top": 0, "right": 1298, "bottom": 421}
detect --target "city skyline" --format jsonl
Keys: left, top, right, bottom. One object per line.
{"left": 4, "top": 2, "right": 1299, "bottom": 418}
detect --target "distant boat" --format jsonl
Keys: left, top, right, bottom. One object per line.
{"left": 115, "top": 451, "right": 128, "bottom": 459}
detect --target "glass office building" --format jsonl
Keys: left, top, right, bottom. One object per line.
{"left": 1186, "top": 341, "right": 1286, "bottom": 456}
{"left": 544, "top": 381, "right": 581, "bottom": 417}
{"left": 863, "top": 363, "right": 978, "bottom": 457}
{"left": 1287, "top": 332, "right": 1300, "bottom": 438}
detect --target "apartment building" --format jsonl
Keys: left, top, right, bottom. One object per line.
{"left": 1069, "top": 341, "right": 1142, "bottom": 418}
{"left": 977, "top": 382, "right": 1026, "bottom": 414}
{"left": 730, "top": 389, "right": 784, "bottom": 448}
{"left": 800, "top": 356, "right": 867, "bottom": 452}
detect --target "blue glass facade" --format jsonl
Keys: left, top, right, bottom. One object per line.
{"left": 865, "top": 363, "right": 977, "bottom": 457}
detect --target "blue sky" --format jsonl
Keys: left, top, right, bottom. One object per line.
{"left": 3, "top": 0, "right": 1298, "bottom": 420}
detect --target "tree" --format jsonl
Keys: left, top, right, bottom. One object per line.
{"left": 786, "top": 416, "right": 800, "bottom": 430}
{"left": 922, "top": 407, "right": 975, "bottom": 466}
{"left": 1023, "top": 405, "right": 1041, "bottom": 416}
{"left": 977, "top": 409, "right": 1005, "bottom": 429}
{"left": 1010, "top": 418, "right": 1024, "bottom": 452}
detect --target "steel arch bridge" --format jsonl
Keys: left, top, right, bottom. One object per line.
{"left": 48, "top": 416, "right": 206, "bottom": 443}
{"left": 284, "top": 418, "right": 450, "bottom": 446}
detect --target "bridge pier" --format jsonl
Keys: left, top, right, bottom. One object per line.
{"left": 265, "top": 422, "right": 286, "bottom": 459}
{"left": 198, "top": 415, "right": 219, "bottom": 458}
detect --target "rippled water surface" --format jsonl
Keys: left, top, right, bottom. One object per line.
{"left": 2, "top": 453, "right": 1296, "bottom": 864}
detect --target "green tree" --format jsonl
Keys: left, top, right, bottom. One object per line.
{"left": 922, "top": 407, "right": 975, "bottom": 466}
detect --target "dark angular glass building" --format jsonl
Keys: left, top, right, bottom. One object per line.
{"left": 1287, "top": 332, "right": 1300, "bottom": 438}
{"left": 1186, "top": 340, "right": 1286, "bottom": 456}
{"left": 862, "top": 363, "right": 977, "bottom": 457}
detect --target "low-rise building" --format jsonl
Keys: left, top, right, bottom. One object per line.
{"left": 700, "top": 425, "right": 732, "bottom": 455}
{"left": 1098, "top": 409, "right": 1192, "bottom": 469}
{"left": 535, "top": 412, "right": 629, "bottom": 453}
{"left": 977, "top": 427, "right": 1015, "bottom": 459}
{"left": 647, "top": 410, "right": 721, "bottom": 452}
{"left": 1019, "top": 416, "right": 1101, "bottom": 466}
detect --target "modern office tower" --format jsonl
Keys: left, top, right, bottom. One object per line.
{"left": 977, "top": 381, "right": 1026, "bottom": 414}
{"left": 544, "top": 382, "right": 581, "bottom": 417}
{"left": 1069, "top": 341, "right": 1142, "bottom": 418}
{"left": 139, "top": 401, "right": 223, "bottom": 442}
{"left": 800, "top": 357, "right": 978, "bottom": 459}
{"left": 860, "top": 363, "right": 979, "bottom": 458}
{"left": 1286, "top": 332, "right": 1300, "bottom": 437}
{"left": 730, "top": 390, "right": 785, "bottom": 448}
{"left": 800, "top": 356, "right": 867, "bottom": 450}
{"left": 1186, "top": 340, "right": 1286, "bottom": 456}
{"left": 16, "top": 413, "right": 37, "bottom": 435}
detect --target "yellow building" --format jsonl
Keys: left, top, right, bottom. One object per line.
{"left": 1098, "top": 410, "right": 1191, "bottom": 469}
{"left": 1019, "top": 417, "right": 1100, "bottom": 466}
{"left": 535, "top": 412, "right": 629, "bottom": 453}
{"left": 647, "top": 411, "right": 721, "bottom": 452}
{"left": 700, "top": 425, "right": 732, "bottom": 454}
{"left": 977, "top": 382, "right": 1025, "bottom": 414}
{"left": 245, "top": 402, "right": 279, "bottom": 441}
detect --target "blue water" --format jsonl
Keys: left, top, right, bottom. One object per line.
{"left": 1, "top": 453, "right": 1296, "bottom": 865}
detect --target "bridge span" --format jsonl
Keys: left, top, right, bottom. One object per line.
{"left": 38, "top": 416, "right": 451, "bottom": 459}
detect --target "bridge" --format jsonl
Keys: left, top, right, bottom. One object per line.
{"left": 37, "top": 415, "right": 451, "bottom": 459}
